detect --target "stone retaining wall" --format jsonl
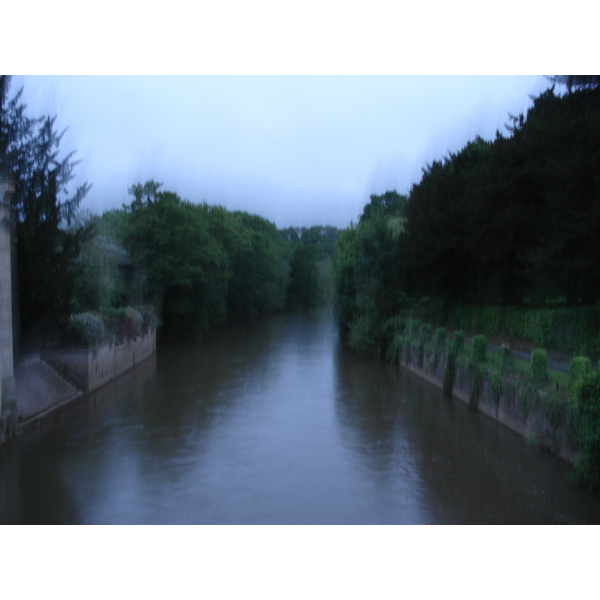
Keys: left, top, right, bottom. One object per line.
{"left": 398, "top": 348, "right": 580, "bottom": 464}
{"left": 42, "top": 330, "right": 156, "bottom": 393}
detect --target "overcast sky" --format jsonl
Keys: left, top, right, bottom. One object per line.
{"left": 10, "top": 75, "right": 554, "bottom": 228}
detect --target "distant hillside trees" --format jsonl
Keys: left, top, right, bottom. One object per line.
{"left": 282, "top": 225, "right": 342, "bottom": 308}
{"left": 85, "top": 182, "right": 341, "bottom": 339}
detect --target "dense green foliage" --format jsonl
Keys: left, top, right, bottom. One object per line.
{"left": 68, "top": 305, "right": 158, "bottom": 347}
{"left": 471, "top": 335, "right": 487, "bottom": 364}
{"left": 74, "top": 182, "right": 341, "bottom": 339}
{"left": 286, "top": 243, "right": 320, "bottom": 308}
{"left": 333, "top": 85, "right": 600, "bottom": 352}
{"left": 332, "top": 191, "right": 407, "bottom": 355}
{"left": 405, "top": 86, "right": 600, "bottom": 307}
{"left": 501, "top": 346, "right": 515, "bottom": 374}
{"left": 530, "top": 349, "right": 548, "bottom": 386}
{"left": 452, "top": 329, "right": 464, "bottom": 356}
{"left": 452, "top": 305, "right": 600, "bottom": 355}
{"left": 569, "top": 357, "right": 592, "bottom": 402}
{"left": 329, "top": 81, "right": 600, "bottom": 491}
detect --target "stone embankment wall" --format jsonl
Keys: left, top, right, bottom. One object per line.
{"left": 398, "top": 349, "right": 580, "bottom": 464}
{"left": 42, "top": 330, "right": 156, "bottom": 393}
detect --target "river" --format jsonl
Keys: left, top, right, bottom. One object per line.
{"left": 1, "top": 308, "right": 598, "bottom": 524}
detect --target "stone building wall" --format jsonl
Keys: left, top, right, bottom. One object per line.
{"left": 0, "top": 180, "right": 16, "bottom": 444}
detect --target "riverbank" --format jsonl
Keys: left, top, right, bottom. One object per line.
{"left": 396, "top": 343, "right": 581, "bottom": 465}
{"left": 8, "top": 330, "right": 156, "bottom": 440}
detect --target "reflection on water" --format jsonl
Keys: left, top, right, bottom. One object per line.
{"left": 1, "top": 309, "right": 598, "bottom": 524}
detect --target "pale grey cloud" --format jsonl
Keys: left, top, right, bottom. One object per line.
{"left": 11, "top": 75, "right": 553, "bottom": 227}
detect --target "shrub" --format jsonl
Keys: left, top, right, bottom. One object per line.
{"left": 386, "top": 334, "right": 403, "bottom": 364}
{"left": 471, "top": 334, "right": 487, "bottom": 364}
{"left": 405, "top": 318, "right": 421, "bottom": 342}
{"left": 531, "top": 348, "right": 548, "bottom": 386}
{"left": 349, "top": 313, "right": 380, "bottom": 356}
{"left": 123, "top": 307, "right": 143, "bottom": 337}
{"left": 420, "top": 323, "right": 432, "bottom": 344}
{"left": 571, "top": 371, "right": 600, "bottom": 490}
{"left": 501, "top": 346, "right": 515, "bottom": 374}
{"left": 435, "top": 327, "right": 446, "bottom": 351}
{"left": 569, "top": 357, "right": 592, "bottom": 402}
{"left": 452, "top": 330, "right": 464, "bottom": 356}
{"left": 105, "top": 286, "right": 130, "bottom": 309}
{"left": 69, "top": 312, "right": 105, "bottom": 347}
{"left": 382, "top": 316, "right": 406, "bottom": 348}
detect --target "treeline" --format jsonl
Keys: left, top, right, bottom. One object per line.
{"left": 1, "top": 76, "right": 340, "bottom": 344}
{"left": 72, "top": 182, "right": 341, "bottom": 339}
{"left": 333, "top": 82, "right": 600, "bottom": 355}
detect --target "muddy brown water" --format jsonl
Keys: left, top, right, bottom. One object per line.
{"left": 1, "top": 309, "right": 598, "bottom": 524}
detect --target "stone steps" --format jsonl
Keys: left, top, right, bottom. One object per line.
{"left": 40, "top": 358, "right": 84, "bottom": 394}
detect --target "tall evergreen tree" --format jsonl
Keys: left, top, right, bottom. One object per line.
{"left": 0, "top": 76, "right": 91, "bottom": 335}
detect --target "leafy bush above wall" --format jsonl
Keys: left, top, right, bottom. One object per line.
{"left": 392, "top": 315, "right": 600, "bottom": 490}
{"left": 67, "top": 305, "right": 158, "bottom": 348}
{"left": 69, "top": 312, "right": 105, "bottom": 347}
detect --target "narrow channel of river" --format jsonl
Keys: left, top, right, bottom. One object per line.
{"left": 1, "top": 309, "right": 598, "bottom": 524}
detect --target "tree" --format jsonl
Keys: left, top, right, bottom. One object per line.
{"left": 332, "top": 225, "right": 359, "bottom": 332}
{"left": 286, "top": 243, "right": 320, "bottom": 308}
{"left": 404, "top": 138, "right": 491, "bottom": 305}
{"left": 332, "top": 191, "right": 408, "bottom": 350}
{"left": 0, "top": 76, "right": 91, "bottom": 335}
{"left": 548, "top": 76, "right": 600, "bottom": 94}
{"left": 0, "top": 76, "right": 11, "bottom": 175}
{"left": 220, "top": 211, "right": 288, "bottom": 320}
{"left": 121, "top": 183, "right": 230, "bottom": 337}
